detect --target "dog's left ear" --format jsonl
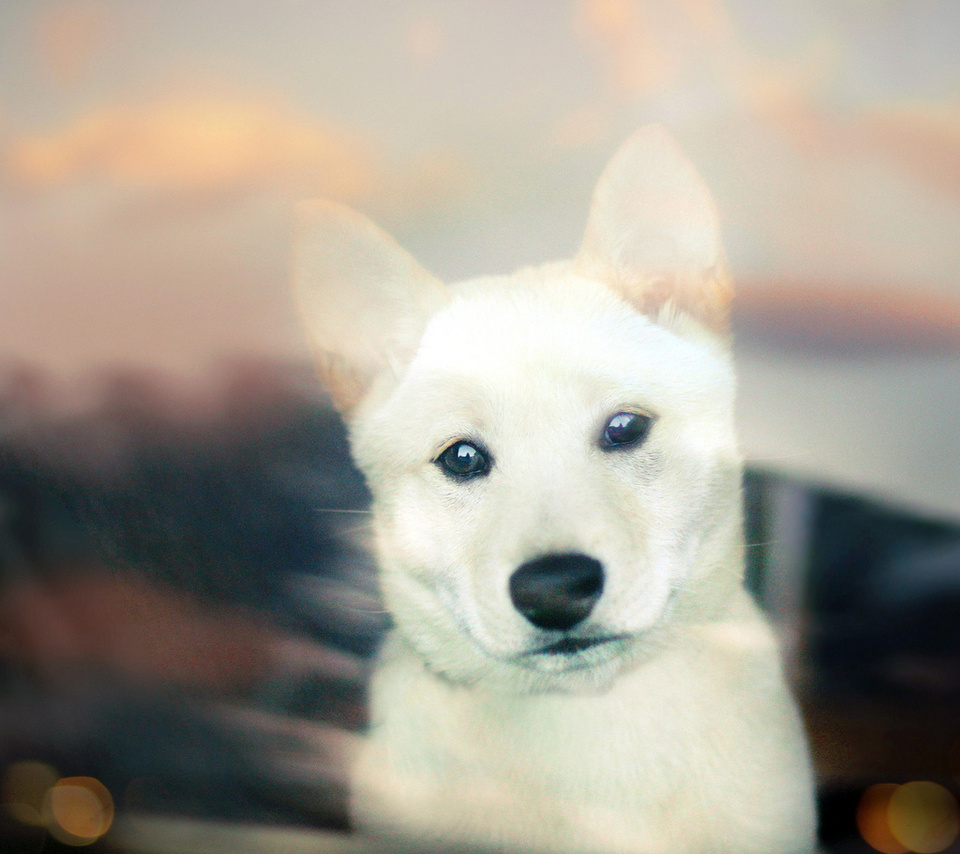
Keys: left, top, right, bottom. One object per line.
{"left": 576, "top": 125, "right": 732, "bottom": 335}
{"left": 292, "top": 200, "right": 447, "bottom": 415}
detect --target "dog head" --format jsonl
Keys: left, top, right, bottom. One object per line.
{"left": 293, "top": 126, "right": 743, "bottom": 693}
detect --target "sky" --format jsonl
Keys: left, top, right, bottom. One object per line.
{"left": 1, "top": 0, "right": 960, "bottom": 515}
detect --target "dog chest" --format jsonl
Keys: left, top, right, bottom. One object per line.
{"left": 353, "top": 620, "right": 815, "bottom": 853}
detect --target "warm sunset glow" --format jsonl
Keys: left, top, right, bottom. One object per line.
{"left": 34, "top": 0, "right": 112, "bottom": 87}
{"left": 575, "top": 0, "right": 673, "bottom": 94}
{"left": 5, "top": 96, "right": 376, "bottom": 199}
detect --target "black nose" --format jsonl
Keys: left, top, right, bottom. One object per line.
{"left": 509, "top": 553, "right": 604, "bottom": 631}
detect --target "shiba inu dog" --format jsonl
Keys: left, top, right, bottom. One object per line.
{"left": 292, "top": 126, "right": 816, "bottom": 853}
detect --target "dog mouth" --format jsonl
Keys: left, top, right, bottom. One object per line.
{"left": 526, "top": 635, "right": 624, "bottom": 657}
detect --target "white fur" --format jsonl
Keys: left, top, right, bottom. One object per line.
{"left": 293, "top": 126, "right": 817, "bottom": 853}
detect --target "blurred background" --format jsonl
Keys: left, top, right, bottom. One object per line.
{"left": 1, "top": 1, "right": 960, "bottom": 852}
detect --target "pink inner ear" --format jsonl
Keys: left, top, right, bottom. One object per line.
{"left": 680, "top": 265, "right": 734, "bottom": 334}
{"left": 619, "top": 266, "right": 733, "bottom": 336}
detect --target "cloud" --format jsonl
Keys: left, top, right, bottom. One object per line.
{"left": 4, "top": 94, "right": 377, "bottom": 201}
{"left": 34, "top": 1, "right": 115, "bottom": 88}
{"left": 575, "top": 0, "right": 675, "bottom": 95}
{"left": 853, "top": 104, "right": 960, "bottom": 199}
{"left": 740, "top": 86, "right": 960, "bottom": 202}
{"left": 734, "top": 279, "right": 960, "bottom": 357}
{"left": 574, "top": 0, "right": 736, "bottom": 99}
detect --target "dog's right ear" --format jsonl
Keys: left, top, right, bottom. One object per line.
{"left": 292, "top": 200, "right": 447, "bottom": 415}
{"left": 575, "top": 125, "right": 732, "bottom": 336}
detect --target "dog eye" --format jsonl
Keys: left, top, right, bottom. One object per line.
{"left": 601, "top": 412, "right": 652, "bottom": 449}
{"left": 437, "top": 441, "right": 491, "bottom": 479}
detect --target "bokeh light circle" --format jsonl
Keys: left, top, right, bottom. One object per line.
{"left": 1, "top": 760, "right": 59, "bottom": 827}
{"left": 43, "top": 776, "right": 114, "bottom": 846}
{"left": 858, "top": 784, "right": 910, "bottom": 854}
{"left": 887, "top": 781, "right": 960, "bottom": 854}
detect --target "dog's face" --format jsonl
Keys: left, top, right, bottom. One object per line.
{"left": 294, "top": 126, "right": 744, "bottom": 692}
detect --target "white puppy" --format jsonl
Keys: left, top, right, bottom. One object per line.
{"left": 292, "top": 126, "right": 817, "bottom": 853}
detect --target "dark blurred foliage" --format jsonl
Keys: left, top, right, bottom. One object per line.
{"left": 0, "top": 360, "right": 384, "bottom": 844}
{"left": 0, "top": 360, "right": 372, "bottom": 624}
{"left": 744, "top": 470, "right": 960, "bottom": 701}
{"left": 807, "top": 493, "right": 960, "bottom": 698}
{"left": 745, "top": 470, "right": 960, "bottom": 854}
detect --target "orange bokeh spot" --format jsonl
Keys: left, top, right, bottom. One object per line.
{"left": 858, "top": 784, "right": 910, "bottom": 854}
{"left": 45, "top": 776, "right": 114, "bottom": 846}
{"left": 859, "top": 781, "right": 960, "bottom": 854}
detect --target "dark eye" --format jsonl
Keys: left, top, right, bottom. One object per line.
{"left": 437, "top": 440, "right": 491, "bottom": 479}
{"left": 601, "top": 412, "right": 653, "bottom": 449}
